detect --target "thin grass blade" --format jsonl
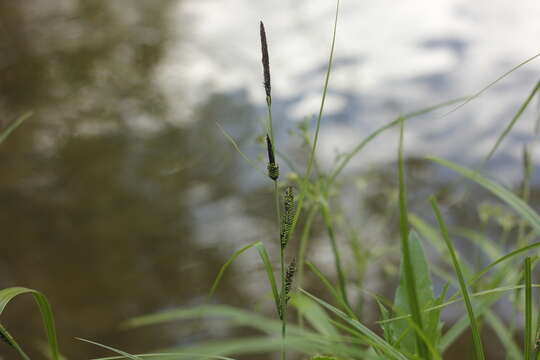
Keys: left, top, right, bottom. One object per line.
{"left": 397, "top": 117, "right": 429, "bottom": 359}
{"left": 0, "top": 112, "right": 31, "bottom": 144}
{"left": 300, "top": 289, "right": 408, "bottom": 360}
{"left": 430, "top": 197, "right": 485, "bottom": 360}
{"left": 428, "top": 157, "right": 540, "bottom": 233}
{"left": 208, "top": 241, "right": 260, "bottom": 299}
{"left": 526, "top": 257, "right": 533, "bottom": 360}
{"left": 77, "top": 338, "right": 142, "bottom": 360}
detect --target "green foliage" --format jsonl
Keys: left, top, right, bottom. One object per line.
{"left": 391, "top": 232, "right": 442, "bottom": 354}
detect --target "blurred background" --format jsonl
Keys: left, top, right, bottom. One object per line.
{"left": 1, "top": 0, "right": 540, "bottom": 358}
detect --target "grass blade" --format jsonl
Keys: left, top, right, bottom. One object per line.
{"left": 0, "top": 112, "right": 32, "bottom": 144}
{"left": 428, "top": 157, "right": 540, "bottom": 233}
{"left": 468, "top": 242, "right": 540, "bottom": 286}
{"left": 430, "top": 197, "right": 485, "bottom": 360}
{"left": 208, "top": 241, "right": 260, "bottom": 299}
{"left": 215, "top": 122, "right": 265, "bottom": 176}
{"left": 397, "top": 117, "right": 429, "bottom": 359}
{"left": 77, "top": 338, "right": 142, "bottom": 360}
{"left": 299, "top": 289, "right": 408, "bottom": 360}
{"left": 306, "top": 261, "right": 356, "bottom": 319}
{"left": 0, "top": 287, "right": 59, "bottom": 360}
{"left": 287, "top": 0, "right": 340, "bottom": 256}
{"left": 254, "top": 242, "right": 281, "bottom": 317}
{"left": 526, "top": 257, "right": 533, "bottom": 360}
{"left": 0, "top": 322, "right": 31, "bottom": 360}
{"left": 483, "top": 81, "right": 540, "bottom": 165}
{"left": 329, "top": 97, "right": 467, "bottom": 184}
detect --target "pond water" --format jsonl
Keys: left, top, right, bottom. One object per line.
{"left": 0, "top": 0, "right": 539, "bottom": 359}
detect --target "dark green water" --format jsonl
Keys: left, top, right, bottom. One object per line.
{"left": 0, "top": 1, "right": 265, "bottom": 358}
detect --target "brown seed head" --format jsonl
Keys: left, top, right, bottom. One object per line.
{"left": 260, "top": 21, "right": 271, "bottom": 100}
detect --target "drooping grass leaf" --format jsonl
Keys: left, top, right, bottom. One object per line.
{"left": 306, "top": 261, "right": 355, "bottom": 319}
{"left": 429, "top": 157, "right": 540, "bottom": 233}
{"left": 483, "top": 81, "right": 540, "bottom": 165}
{"left": 300, "top": 289, "right": 408, "bottom": 360}
{"left": 78, "top": 338, "right": 142, "bottom": 360}
{"left": 215, "top": 122, "right": 265, "bottom": 176}
{"left": 329, "top": 97, "right": 467, "bottom": 184}
{"left": 0, "top": 287, "right": 59, "bottom": 360}
{"left": 208, "top": 241, "right": 260, "bottom": 299}
{"left": 468, "top": 242, "right": 540, "bottom": 286}
{"left": 431, "top": 198, "right": 485, "bottom": 360}
{"left": 125, "top": 305, "right": 285, "bottom": 335}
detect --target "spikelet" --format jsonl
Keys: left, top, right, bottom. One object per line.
{"left": 284, "top": 257, "right": 297, "bottom": 300}
{"left": 280, "top": 186, "right": 295, "bottom": 249}
{"left": 266, "top": 134, "right": 279, "bottom": 180}
{"left": 278, "top": 257, "right": 297, "bottom": 320}
{"left": 259, "top": 21, "right": 271, "bottom": 105}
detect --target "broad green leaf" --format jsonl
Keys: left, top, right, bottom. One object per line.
{"left": 392, "top": 231, "right": 438, "bottom": 354}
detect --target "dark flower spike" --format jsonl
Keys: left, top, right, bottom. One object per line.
{"left": 280, "top": 186, "right": 295, "bottom": 249}
{"left": 284, "top": 257, "right": 297, "bottom": 301}
{"left": 260, "top": 21, "right": 271, "bottom": 105}
{"left": 266, "top": 134, "right": 279, "bottom": 181}
{"left": 278, "top": 257, "right": 297, "bottom": 320}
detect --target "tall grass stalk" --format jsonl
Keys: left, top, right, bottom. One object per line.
{"left": 397, "top": 117, "right": 429, "bottom": 359}
{"left": 288, "top": 0, "right": 340, "bottom": 245}
{"left": 518, "top": 146, "right": 533, "bottom": 247}
{"left": 431, "top": 197, "right": 485, "bottom": 360}
{"left": 525, "top": 257, "right": 533, "bottom": 360}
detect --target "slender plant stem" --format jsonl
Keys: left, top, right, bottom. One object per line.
{"left": 526, "top": 257, "right": 533, "bottom": 360}
{"left": 287, "top": 0, "right": 340, "bottom": 245}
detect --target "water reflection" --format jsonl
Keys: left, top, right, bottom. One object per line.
{"left": 0, "top": 0, "right": 539, "bottom": 359}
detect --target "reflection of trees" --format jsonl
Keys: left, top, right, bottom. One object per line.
{"left": 0, "top": 1, "right": 261, "bottom": 358}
